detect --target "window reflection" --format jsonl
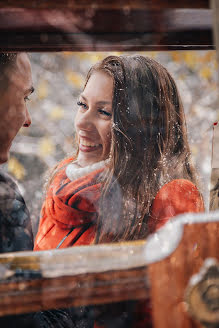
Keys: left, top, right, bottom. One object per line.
{"left": 1, "top": 51, "right": 217, "bottom": 245}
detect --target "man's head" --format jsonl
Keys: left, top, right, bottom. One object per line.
{"left": 0, "top": 53, "right": 34, "bottom": 164}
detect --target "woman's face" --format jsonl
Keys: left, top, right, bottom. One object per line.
{"left": 75, "top": 71, "right": 113, "bottom": 167}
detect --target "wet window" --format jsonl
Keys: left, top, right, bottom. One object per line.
{"left": 0, "top": 2, "right": 218, "bottom": 326}
{"left": 0, "top": 49, "right": 218, "bottom": 328}
{"left": 1, "top": 51, "right": 216, "bottom": 242}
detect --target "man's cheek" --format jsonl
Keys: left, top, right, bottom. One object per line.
{"left": 9, "top": 108, "right": 25, "bottom": 130}
{"left": 7, "top": 105, "right": 17, "bottom": 120}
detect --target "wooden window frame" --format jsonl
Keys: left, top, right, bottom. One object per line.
{"left": 0, "top": 0, "right": 213, "bottom": 51}
{"left": 0, "top": 1, "right": 218, "bottom": 327}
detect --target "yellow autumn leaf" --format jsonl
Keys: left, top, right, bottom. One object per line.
{"left": 38, "top": 138, "right": 55, "bottom": 157}
{"left": 89, "top": 53, "right": 106, "bottom": 64}
{"left": 37, "top": 79, "right": 49, "bottom": 100}
{"left": 75, "top": 52, "right": 123, "bottom": 64}
{"left": 49, "top": 106, "right": 64, "bottom": 120}
{"left": 61, "top": 52, "right": 74, "bottom": 58}
{"left": 8, "top": 157, "right": 26, "bottom": 180}
{"left": 65, "top": 71, "right": 84, "bottom": 89}
{"left": 171, "top": 52, "right": 182, "bottom": 62}
{"left": 200, "top": 51, "right": 215, "bottom": 63}
{"left": 112, "top": 51, "right": 123, "bottom": 56}
{"left": 213, "top": 59, "right": 218, "bottom": 70}
{"left": 199, "top": 66, "right": 212, "bottom": 80}
{"left": 74, "top": 52, "right": 94, "bottom": 61}
{"left": 183, "top": 52, "right": 198, "bottom": 70}
{"left": 146, "top": 51, "right": 157, "bottom": 59}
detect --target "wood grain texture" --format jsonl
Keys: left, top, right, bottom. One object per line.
{"left": 0, "top": 0, "right": 210, "bottom": 10}
{"left": 148, "top": 221, "right": 219, "bottom": 328}
{"left": 0, "top": 267, "right": 149, "bottom": 316}
{"left": 0, "top": 218, "right": 218, "bottom": 323}
{"left": 0, "top": 8, "right": 213, "bottom": 51}
{"left": 0, "top": 240, "right": 150, "bottom": 315}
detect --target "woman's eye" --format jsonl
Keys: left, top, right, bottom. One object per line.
{"left": 77, "top": 101, "right": 87, "bottom": 110}
{"left": 99, "top": 109, "right": 112, "bottom": 117}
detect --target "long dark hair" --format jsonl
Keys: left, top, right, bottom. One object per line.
{"left": 83, "top": 55, "right": 197, "bottom": 243}
{"left": 46, "top": 55, "right": 198, "bottom": 244}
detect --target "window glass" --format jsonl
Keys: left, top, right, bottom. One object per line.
{"left": 2, "top": 51, "right": 217, "bottom": 239}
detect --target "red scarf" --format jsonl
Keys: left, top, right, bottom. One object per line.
{"left": 34, "top": 156, "right": 204, "bottom": 252}
{"left": 34, "top": 158, "right": 104, "bottom": 251}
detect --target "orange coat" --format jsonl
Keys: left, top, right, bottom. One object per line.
{"left": 34, "top": 158, "right": 204, "bottom": 251}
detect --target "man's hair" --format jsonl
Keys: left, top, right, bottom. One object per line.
{"left": 0, "top": 53, "right": 17, "bottom": 71}
{"left": 0, "top": 53, "right": 17, "bottom": 91}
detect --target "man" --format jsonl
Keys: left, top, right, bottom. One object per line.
{"left": 0, "top": 53, "right": 34, "bottom": 252}
{"left": 0, "top": 53, "right": 93, "bottom": 328}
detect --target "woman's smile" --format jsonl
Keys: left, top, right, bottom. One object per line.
{"left": 79, "top": 137, "right": 102, "bottom": 152}
{"left": 75, "top": 71, "right": 113, "bottom": 167}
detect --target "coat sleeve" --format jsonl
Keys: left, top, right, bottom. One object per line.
{"left": 148, "top": 179, "right": 205, "bottom": 233}
{"left": 0, "top": 171, "right": 33, "bottom": 252}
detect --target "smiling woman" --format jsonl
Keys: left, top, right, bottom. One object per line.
{"left": 34, "top": 54, "right": 204, "bottom": 247}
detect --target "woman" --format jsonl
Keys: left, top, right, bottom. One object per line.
{"left": 34, "top": 55, "right": 204, "bottom": 251}
{"left": 34, "top": 55, "right": 204, "bottom": 327}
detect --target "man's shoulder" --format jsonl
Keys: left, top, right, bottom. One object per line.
{"left": 0, "top": 169, "right": 33, "bottom": 252}
{"left": 0, "top": 169, "right": 17, "bottom": 186}
{"left": 0, "top": 169, "right": 22, "bottom": 200}
{"left": 0, "top": 169, "right": 28, "bottom": 225}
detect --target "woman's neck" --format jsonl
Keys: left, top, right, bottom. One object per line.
{"left": 66, "top": 159, "right": 109, "bottom": 181}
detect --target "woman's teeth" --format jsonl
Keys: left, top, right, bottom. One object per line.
{"left": 81, "top": 141, "right": 100, "bottom": 147}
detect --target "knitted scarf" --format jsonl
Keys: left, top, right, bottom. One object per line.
{"left": 34, "top": 156, "right": 204, "bottom": 252}
{"left": 34, "top": 158, "right": 104, "bottom": 251}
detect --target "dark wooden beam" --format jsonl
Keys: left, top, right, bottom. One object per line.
{"left": 0, "top": 0, "right": 210, "bottom": 10}
{"left": 0, "top": 267, "right": 149, "bottom": 316}
{"left": 0, "top": 8, "right": 213, "bottom": 51}
{"left": 0, "top": 214, "right": 218, "bottom": 319}
{"left": 0, "top": 240, "right": 149, "bottom": 316}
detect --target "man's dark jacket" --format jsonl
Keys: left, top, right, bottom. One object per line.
{"left": 0, "top": 170, "right": 33, "bottom": 252}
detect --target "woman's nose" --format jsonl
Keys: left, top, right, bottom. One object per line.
{"left": 23, "top": 108, "right": 32, "bottom": 127}
{"left": 76, "top": 109, "right": 94, "bottom": 131}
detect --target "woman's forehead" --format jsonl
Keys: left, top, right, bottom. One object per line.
{"left": 82, "top": 71, "right": 113, "bottom": 103}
